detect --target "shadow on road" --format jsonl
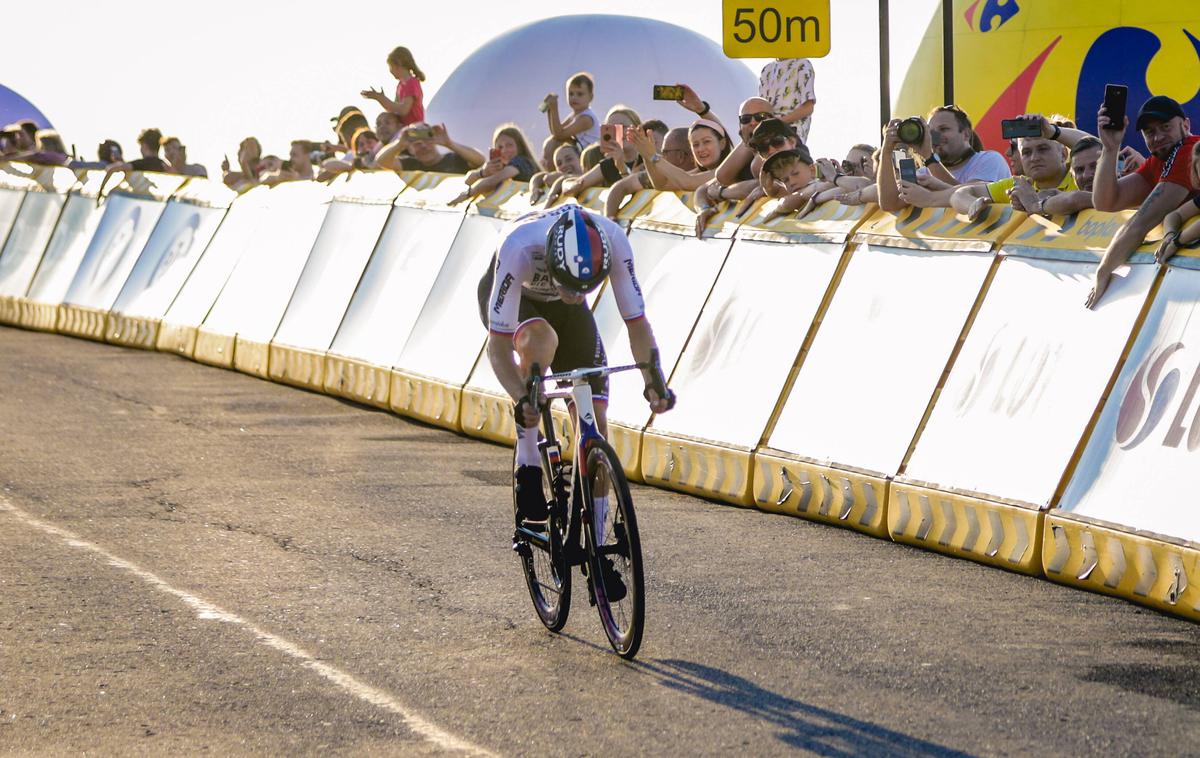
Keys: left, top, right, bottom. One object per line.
{"left": 637, "top": 658, "right": 976, "bottom": 757}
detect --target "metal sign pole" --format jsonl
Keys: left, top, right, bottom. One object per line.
{"left": 879, "top": 0, "right": 891, "bottom": 126}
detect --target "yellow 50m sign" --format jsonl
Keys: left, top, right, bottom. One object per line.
{"left": 722, "top": 0, "right": 831, "bottom": 58}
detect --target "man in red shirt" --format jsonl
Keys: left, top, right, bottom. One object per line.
{"left": 1087, "top": 95, "right": 1197, "bottom": 308}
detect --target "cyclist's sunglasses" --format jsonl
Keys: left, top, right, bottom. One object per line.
{"left": 738, "top": 112, "right": 775, "bottom": 125}
{"left": 751, "top": 135, "right": 789, "bottom": 154}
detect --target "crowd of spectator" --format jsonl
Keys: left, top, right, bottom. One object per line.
{"left": 3, "top": 43, "right": 1197, "bottom": 310}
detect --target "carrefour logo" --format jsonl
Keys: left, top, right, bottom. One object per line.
{"left": 1115, "top": 342, "right": 1200, "bottom": 451}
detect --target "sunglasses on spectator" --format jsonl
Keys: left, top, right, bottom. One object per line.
{"left": 739, "top": 112, "right": 775, "bottom": 125}
{"left": 751, "top": 135, "right": 789, "bottom": 154}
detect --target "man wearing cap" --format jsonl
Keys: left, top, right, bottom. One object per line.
{"left": 1087, "top": 95, "right": 1198, "bottom": 307}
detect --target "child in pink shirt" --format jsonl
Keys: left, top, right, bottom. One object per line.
{"left": 362, "top": 46, "right": 425, "bottom": 126}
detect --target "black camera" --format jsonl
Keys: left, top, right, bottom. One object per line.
{"left": 897, "top": 117, "right": 925, "bottom": 145}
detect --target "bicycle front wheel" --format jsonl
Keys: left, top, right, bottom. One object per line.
{"left": 582, "top": 439, "right": 645, "bottom": 658}
{"left": 516, "top": 455, "right": 572, "bottom": 632}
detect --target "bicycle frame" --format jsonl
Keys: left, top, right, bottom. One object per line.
{"left": 514, "top": 363, "right": 642, "bottom": 557}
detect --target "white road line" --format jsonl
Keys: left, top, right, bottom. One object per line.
{"left": 0, "top": 496, "right": 497, "bottom": 758}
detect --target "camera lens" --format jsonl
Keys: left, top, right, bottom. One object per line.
{"left": 897, "top": 117, "right": 925, "bottom": 145}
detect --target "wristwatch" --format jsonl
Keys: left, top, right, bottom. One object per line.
{"left": 926, "top": 153, "right": 941, "bottom": 165}
{"left": 650, "top": 153, "right": 662, "bottom": 164}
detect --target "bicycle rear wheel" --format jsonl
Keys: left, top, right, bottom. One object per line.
{"left": 516, "top": 455, "right": 572, "bottom": 631}
{"left": 582, "top": 439, "right": 644, "bottom": 658}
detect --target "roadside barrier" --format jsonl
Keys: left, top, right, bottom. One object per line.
{"left": 0, "top": 166, "right": 75, "bottom": 326}
{"left": 388, "top": 182, "right": 530, "bottom": 430}
{"left": 892, "top": 210, "right": 1163, "bottom": 573}
{"left": 156, "top": 185, "right": 271, "bottom": 358}
{"left": 268, "top": 171, "right": 404, "bottom": 391}
{"left": 757, "top": 205, "right": 1022, "bottom": 536}
{"left": 646, "top": 199, "right": 871, "bottom": 504}
{"left": 323, "top": 173, "right": 468, "bottom": 409}
{"left": 106, "top": 178, "right": 236, "bottom": 349}
{"left": 58, "top": 172, "right": 189, "bottom": 340}
{"left": 193, "top": 180, "right": 333, "bottom": 373}
{"left": 6, "top": 159, "right": 1200, "bottom": 625}
{"left": 19, "top": 171, "right": 112, "bottom": 331}
{"left": 1048, "top": 244, "right": 1200, "bottom": 620}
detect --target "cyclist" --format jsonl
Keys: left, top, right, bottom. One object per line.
{"left": 477, "top": 204, "right": 676, "bottom": 530}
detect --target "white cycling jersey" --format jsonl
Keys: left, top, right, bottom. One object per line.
{"left": 486, "top": 205, "right": 646, "bottom": 335}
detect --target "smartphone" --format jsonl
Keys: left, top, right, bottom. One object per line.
{"left": 898, "top": 157, "right": 918, "bottom": 184}
{"left": 489, "top": 147, "right": 502, "bottom": 161}
{"left": 1000, "top": 118, "right": 1043, "bottom": 140}
{"left": 653, "top": 85, "right": 685, "bottom": 101}
{"left": 407, "top": 127, "right": 435, "bottom": 140}
{"left": 1102, "top": 84, "right": 1128, "bottom": 131}
{"left": 600, "top": 124, "right": 624, "bottom": 145}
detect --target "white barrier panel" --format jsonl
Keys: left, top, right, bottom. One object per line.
{"left": 105, "top": 181, "right": 234, "bottom": 349}
{"left": 905, "top": 255, "right": 1155, "bottom": 505}
{"left": 889, "top": 211, "right": 1161, "bottom": 572}
{"left": 1058, "top": 266, "right": 1200, "bottom": 542}
{"left": 156, "top": 185, "right": 271, "bottom": 357}
{"left": 388, "top": 182, "right": 532, "bottom": 428}
{"left": 772, "top": 243, "right": 994, "bottom": 472}
{"left": 389, "top": 212, "right": 504, "bottom": 428}
{"left": 1046, "top": 263, "right": 1200, "bottom": 620}
{"left": 268, "top": 173, "right": 402, "bottom": 390}
{"left": 20, "top": 173, "right": 111, "bottom": 330}
{"left": 323, "top": 179, "right": 467, "bottom": 408}
{"left": 0, "top": 169, "right": 75, "bottom": 322}
{"left": 604, "top": 195, "right": 739, "bottom": 477}
{"left": 0, "top": 166, "right": 31, "bottom": 250}
{"left": 58, "top": 174, "right": 189, "bottom": 339}
{"left": 193, "top": 181, "right": 332, "bottom": 373}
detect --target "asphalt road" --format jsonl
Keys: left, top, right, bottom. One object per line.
{"left": 1, "top": 325, "right": 1198, "bottom": 756}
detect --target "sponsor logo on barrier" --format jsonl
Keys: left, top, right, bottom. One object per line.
{"left": 952, "top": 326, "right": 1060, "bottom": 419}
{"left": 148, "top": 212, "right": 201, "bottom": 286}
{"left": 493, "top": 272, "right": 515, "bottom": 314}
{"left": 1114, "top": 341, "right": 1200, "bottom": 451}
{"left": 1011, "top": 211, "right": 1126, "bottom": 248}
{"left": 88, "top": 208, "right": 141, "bottom": 290}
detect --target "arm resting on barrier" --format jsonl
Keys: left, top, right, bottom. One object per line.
{"left": 1041, "top": 190, "right": 1094, "bottom": 216}
{"left": 715, "top": 144, "right": 754, "bottom": 188}
{"left": 604, "top": 172, "right": 644, "bottom": 219}
{"left": 1088, "top": 182, "right": 1191, "bottom": 307}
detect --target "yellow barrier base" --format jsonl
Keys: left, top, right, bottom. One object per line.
{"left": 389, "top": 369, "right": 461, "bottom": 431}
{"left": 322, "top": 355, "right": 391, "bottom": 409}
{"left": 1044, "top": 513, "right": 1200, "bottom": 623}
{"left": 57, "top": 304, "right": 107, "bottom": 341}
{"left": 640, "top": 430, "right": 753, "bottom": 506}
{"left": 268, "top": 344, "right": 325, "bottom": 391}
{"left": 18, "top": 300, "right": 58, "bottom": 331}
{"left": 232, "top": 337, "right": 270, "bottom": 379}
{"left": 751, "top": 451, "right": 889, "bottom": 538}
{"left": 459, "top": 386, "right": 517, "bottom": 445}
{"left": 889, "top": 481, "right": 1043, "bottom": 575}
{"left": 156, "top": 323, "right": 199, "bottom": 358}
{"left": 192, "top": 328, "right": 235, "bottom": 368}
{"left": 105, "top": 313, "right": 158, "bottom": 350}
{"left": 0, "top": 295, "right": 20, "bottom": 326}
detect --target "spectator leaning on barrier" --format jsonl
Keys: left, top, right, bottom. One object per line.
{"left": 949, "top": 125, "right": 1075, "bottom": 221}
{"left": 221, "top": 136, "right": 262, "bottom": 191}
{"left": 759, "top": 57, "right": 816, "bottom": 143}
{"left": 4, "top": 120, "right": 37, "bottom": 154}
{"left": 529, "top": 142, "right": 583, "bottom": 204}
{"left": 127, "top": 128, "right": 168, "bottom": 172}
{"left": 603, "top": 125, "right": 696, "bottom": 220}
{"left": 1156, "top": 142, "right": 1200, "bottom": 264}
{"left": 69, "top": 139, "right": 123, "bottom": 170}
{"left": 1087, "top": 95, "right": 1199, "bottom": 307}
{"left": 375, "top": 112, "right": 401, "bottom": 146}
{"left": 162, "top": 136, "right": 207, "bottom": 178}
{"left": 362, "top": 46, "right": 426, "bottom": 126}
{"left": 375, "top": 122, "right": 484, "bottom": 174}
{"left": 25, "top": 129, "right": 69, "bottom": 166}
{"left": 450, "top": 123, "right": 539, "bottom": 205}
{"left": 288, "top": 141, "right": 316, "bottom": 181}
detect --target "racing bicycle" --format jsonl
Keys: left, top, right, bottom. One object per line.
{"left": 512, "top": 360, "right": 648, "bottom": 659}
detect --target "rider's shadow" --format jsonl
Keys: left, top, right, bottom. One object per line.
{"left": 640, "top": 658, "right": 975, "bottom": 757}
